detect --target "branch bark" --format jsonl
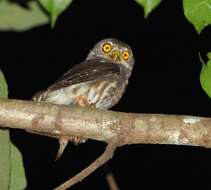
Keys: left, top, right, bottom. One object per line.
{"left": 0, "top": 98, "right": 211, "bottom": 147}
{"left": 1, "top": 98, "right": 211, "bottom": 189}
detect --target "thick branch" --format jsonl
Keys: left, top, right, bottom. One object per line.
{"left": 0, "top": 98, "right": 211, "bottom": 148}
{"left": 1, "top": 98, "right": 211, "bottom": 189}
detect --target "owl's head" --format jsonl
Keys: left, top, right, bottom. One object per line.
{"left": 87, "top": 38, "right": 134, "bottom": 70}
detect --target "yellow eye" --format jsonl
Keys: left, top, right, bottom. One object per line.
{"left": 122, "top": 51, "right": 130, "bottom": 60}
{"left": 102, "top": 43, "right": 112, "bottom": 53}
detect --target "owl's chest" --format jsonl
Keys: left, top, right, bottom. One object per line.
{"left": 45, "top": 80, "right": 123, "bottom": 109}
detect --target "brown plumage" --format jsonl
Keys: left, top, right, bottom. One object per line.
{"left": 32, "top": 38, "right": 134, "bottom": 160}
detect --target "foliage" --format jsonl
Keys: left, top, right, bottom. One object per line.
{"left": 183, "top": 0, "right": 211, "bottom": 34}
{"left": 200, "top": 52, "right": 211, "bottom": 98}
{"left": 0, "top": 71, "right": 27, "bottom": 190}
{"left": 135, "top": 0, "right": 161, "bottom": 18}
{"left": 38, "top": 0, "right": 73, "bottom": 27}
{"left": 0, "top": 1, "right": 48, "bottom": 31}
{"left": 0, "top": 70, "right": 8, "bottom": 98}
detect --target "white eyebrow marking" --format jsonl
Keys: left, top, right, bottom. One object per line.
{"left": 121, "top": 47, "right": 129, "bottom": 51}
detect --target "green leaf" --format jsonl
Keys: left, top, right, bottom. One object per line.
{"left": 0, "top": 1, "right": 49, "bottom": 32}
{"left": 0, "top": 70, "right": 10, "bottom": 190}
{"left": 0, "top": 129, "right": 10, "bottom": 190}
{"left": 200, "top": 52, "right": 211, "bottom": 98}
{"left": 135, "top": 0, "right": 161, "bottom": 18}
{"left": 207, "top": 52, "right": 211, "bottom": 60}
{"left": 10, "top": 143, "right": 27, "bottom": 190}
{"left": 0, "top": 70, "right": 8, "bottom": 98}
{"left": 0, "top": 70, "right": 27, "bottom": 190}
{"left": 183, "top": 0, "right": 211, "bottom": 34}
{"left": 39, "top": 0, "right": 72, "bottom": 27}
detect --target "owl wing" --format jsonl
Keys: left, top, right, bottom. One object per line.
{"left": 47, "top": 58, "right": 121, "bottom": 91}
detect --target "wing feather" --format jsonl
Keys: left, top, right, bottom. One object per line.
{"left": 47, "top": 58, "right": 120, "bottom": 91}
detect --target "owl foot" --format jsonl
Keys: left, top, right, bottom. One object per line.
{"left": 72, "top": 136, "right": 87, "bottom": 145}
{"left": 55, "top": 136, "right": 69, "bottom": 161}
{"left": 55, "top": 136, "right": 87, "bottom": 160}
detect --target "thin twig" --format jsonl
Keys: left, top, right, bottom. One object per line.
{"left": 106, "top": 172, "right": 119, "bottom": 190}
{"left": 54, "top": 142, "right": 118, "bottom": 190}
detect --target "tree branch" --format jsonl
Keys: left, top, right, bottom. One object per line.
{"left": 1, "top": 98, "right": 211, "bottom": 189}
{"left": 0, "top": 98, "right": 211, "bottom": 147}
{"left": 105, "top": 172, "right": 119, "bottom": 190}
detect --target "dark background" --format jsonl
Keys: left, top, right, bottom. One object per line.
{"left": 1, "top": 0, "right": 211, "bottom": 189}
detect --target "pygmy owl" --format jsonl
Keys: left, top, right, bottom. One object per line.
{"left": 32, "top": 38, "right": 134, "bottom": 160}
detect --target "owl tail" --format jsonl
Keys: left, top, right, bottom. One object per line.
{"left": 55, "top": 136, "right": 69, "bottom": 161}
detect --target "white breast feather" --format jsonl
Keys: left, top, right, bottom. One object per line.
{"left": 46, "top": 83, "right": 90, "bottom": 105}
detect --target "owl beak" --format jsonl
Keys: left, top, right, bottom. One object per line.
{"left": 109, "top": 50, "right": 121, "bottom": 62}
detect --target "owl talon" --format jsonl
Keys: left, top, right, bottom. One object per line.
{"left": 55, "top": 136, "right": 69, "bottom": 161}
{"left": 55, "top": 136, "right": 86, "bottom": 161}
{"left": 73, "top": 136, "right": 81, "bottom": 145}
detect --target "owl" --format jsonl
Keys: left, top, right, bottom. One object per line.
{"left": 32, "top": 38, "right": 134, "bottom": 160}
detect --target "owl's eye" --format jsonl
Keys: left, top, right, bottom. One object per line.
{"left": 102, "top": 43, "right": 112, "bottom": 53}
{"left": 122, "top": 51, "right": 130, "bottom": 60}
